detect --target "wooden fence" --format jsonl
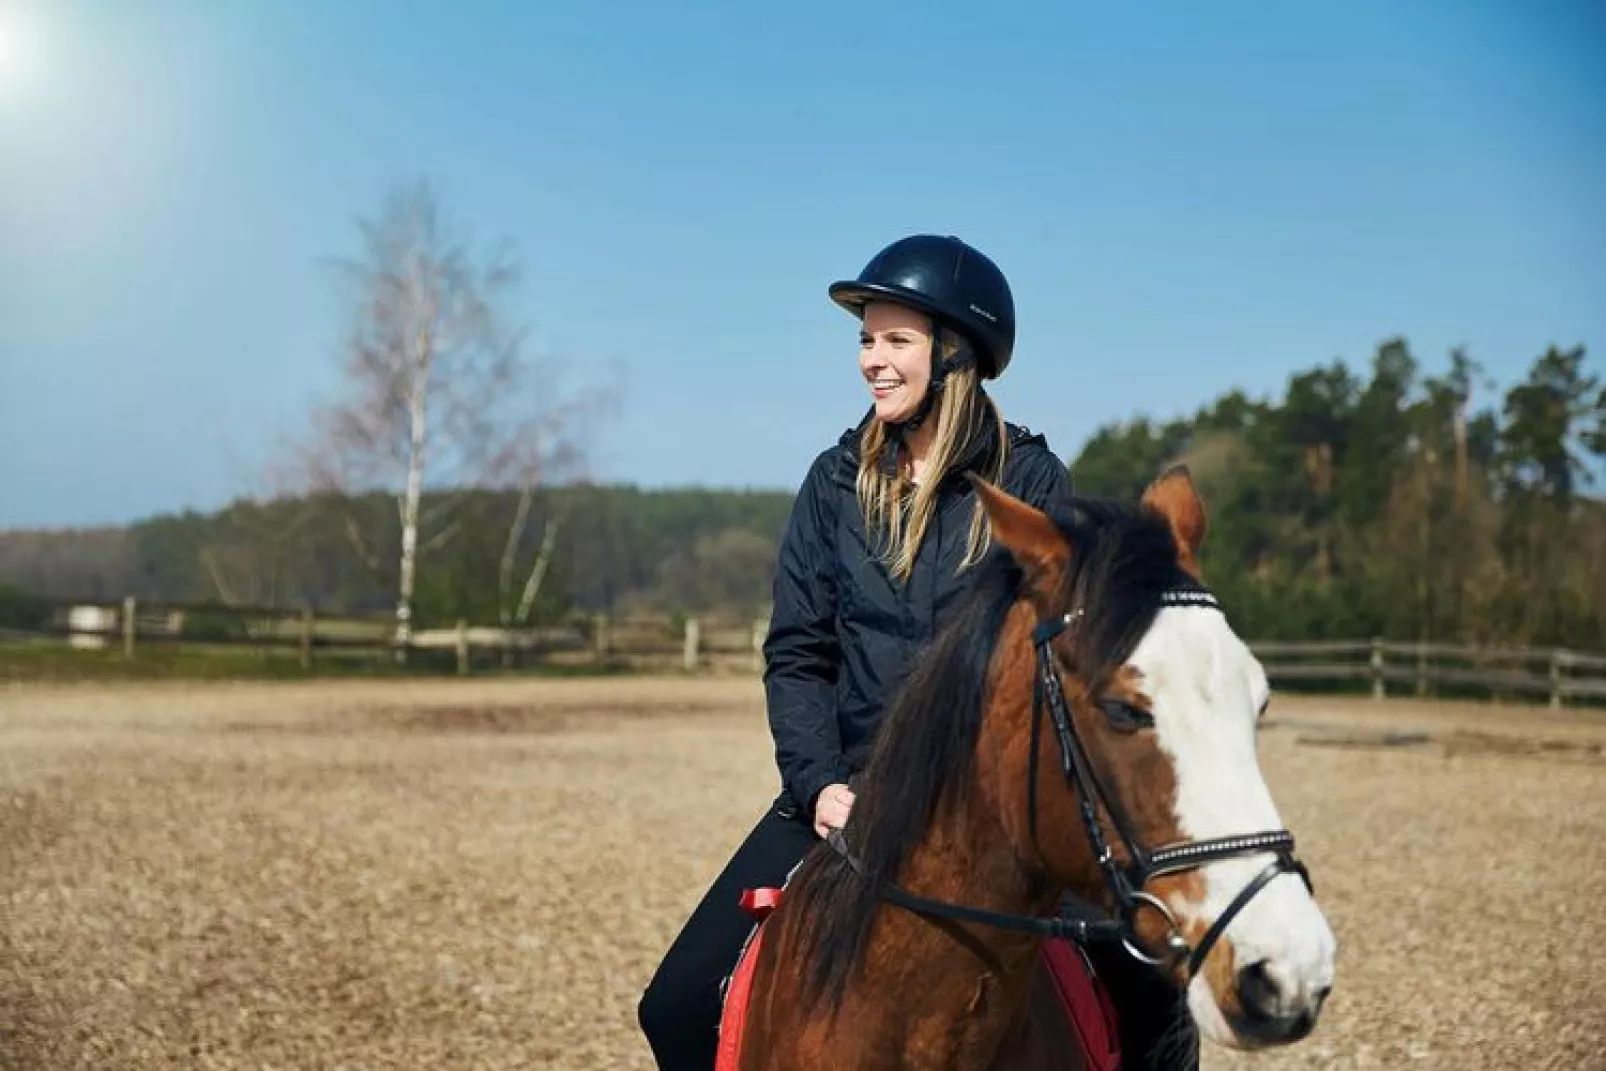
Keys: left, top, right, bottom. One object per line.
{"left": 5, "top": 595, "right": 1606, "bottom": 706}
{"left": 0, "top": 596, "right": 766, "bottom": 675}
{"left": 1250, "top": 638, "right": 1606, "bottom": 709}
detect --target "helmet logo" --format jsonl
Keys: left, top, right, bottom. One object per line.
{"left": 969, "top": 303, "right": 998, "bottom": 323}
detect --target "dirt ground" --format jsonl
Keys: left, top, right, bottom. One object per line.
{"left": 1, "top": 677, "right": 1601, "bottom": 1070}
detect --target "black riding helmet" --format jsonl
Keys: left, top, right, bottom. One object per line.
{"left": 828, "top": 233, "right": 1017, "bottom": 380}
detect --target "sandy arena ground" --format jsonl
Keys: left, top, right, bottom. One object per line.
{"left": 1, "top": 677, "right": 1602, "bottom": 1070}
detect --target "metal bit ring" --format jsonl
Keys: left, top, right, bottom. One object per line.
{"left": 1119, "top": 890, "right": 1190, "bottom": 967}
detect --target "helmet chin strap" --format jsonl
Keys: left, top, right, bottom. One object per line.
{"left": 878, "top": 327, "right": 976, "bottom": 479}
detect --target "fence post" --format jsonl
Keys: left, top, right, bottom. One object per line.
{"left": 1415, "top": 642, "right": 1428, "bottom": 698}
{"left": 593, "top": 613, "right": 610, "bottom": 664}
{"left": 1550, "top": 650, "right": 1566, "bottom": 710}
{"left": 1370, "top": 637, "right": 1385, "bottom": 700}
{"left": 683, "top": 617, "right": 700, "bottom": 673}
{"left": 123, "top": 596, "right": 137, "bottom": 660}
{"left": 300, "top": 608, "right": 315, "bottom": 670}
{"left": 456, "top": 619, "right": 470, "bottom": 676}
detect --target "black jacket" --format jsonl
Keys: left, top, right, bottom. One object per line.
{"left": 761, "top": 405, "right": 1074, "bottom": 817}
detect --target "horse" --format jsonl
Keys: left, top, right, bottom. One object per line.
{"left": 721, "top": 465, "right": 1337, "bottom": 1070}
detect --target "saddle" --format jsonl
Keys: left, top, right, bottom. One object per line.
{"left": 715, "top": 886, "right": 1121, "bottom": 1071}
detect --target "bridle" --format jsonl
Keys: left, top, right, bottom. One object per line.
{"left": 826, "top": 586, "right": 1313, "bottom": 982}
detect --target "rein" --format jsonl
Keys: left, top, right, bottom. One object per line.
{"left": 827, "top": 587, "right": 1313, "bottom": 981}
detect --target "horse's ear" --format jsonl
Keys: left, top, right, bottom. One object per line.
{"left": 1141, "top": 464, "right": 1207, "bottom": 565}
{"left": 967, "top": 474, "right": 1069, "bottom": 594}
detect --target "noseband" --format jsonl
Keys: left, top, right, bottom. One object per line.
{"left": 827, "top": 586, "right": 1313, "bottom": 981}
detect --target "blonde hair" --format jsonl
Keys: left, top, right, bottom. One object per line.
{"left": 856, "top": 329, "right": 1010, "bottom": 583}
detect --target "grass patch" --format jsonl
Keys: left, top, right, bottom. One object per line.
{"left": 0, "top": 642, "right": 635, "bottom": 684}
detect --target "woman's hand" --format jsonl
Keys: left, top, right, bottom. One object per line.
{"left": 812, "top": 783, "right": 856, "bottom": 839}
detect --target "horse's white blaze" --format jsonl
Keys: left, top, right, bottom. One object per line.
{"left": 1129, "top": 606, "right": 1338, "bottom": 1046}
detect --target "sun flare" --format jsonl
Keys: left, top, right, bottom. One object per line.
{"left": 0, "top": 11, "right": 19, "bottom": 80}
{"left": 0, "top": 4, "right": 39, "bottom": 83}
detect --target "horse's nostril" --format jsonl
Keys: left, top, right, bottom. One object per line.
{"left": 1313, "top": 983, "right": 1333, "bottom": 1008}
{"left": 1235, "top": 960, "right": 1281, "bottom": 1022}
{"left": 1229, "top": 962, "right": 1327, "bottom": 1045}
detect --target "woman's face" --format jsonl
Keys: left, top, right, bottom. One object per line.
{"left": 858, "top": 301, "right": 934, "bottom": 424}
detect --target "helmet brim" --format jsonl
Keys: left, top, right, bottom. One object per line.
{"left": 828, "top": 280, "right": 951, "bottom": 324}
{"left": 828, "top": 281, "right": 1001, "bottom": 379}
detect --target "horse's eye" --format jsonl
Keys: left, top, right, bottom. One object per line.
{"left": 1098, "top": 698, "right": 1155, "bottom": 733}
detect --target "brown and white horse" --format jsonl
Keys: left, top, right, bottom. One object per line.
{"left": 729, "top": 466, "right": 1337, "bottom": 1070}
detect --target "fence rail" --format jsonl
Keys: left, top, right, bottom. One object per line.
{"left": 4, "top": 594, "right": 1605, "bottom": 705}
{"left": 0, "top": 595, "right": 767, "bottom": 674}
{"left": 1249, "top": 638, "right": 1606, "bottom": 708}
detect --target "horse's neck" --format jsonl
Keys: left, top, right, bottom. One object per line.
{"left": 851, "top": 794, "right": 1063, "bottom": 1068}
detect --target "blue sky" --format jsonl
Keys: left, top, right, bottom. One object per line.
{"left": 1, "top": 0, "right": 1602, "bottom": 528}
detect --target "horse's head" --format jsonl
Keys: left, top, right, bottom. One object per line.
{"left": 972, "top": 466, "right": 1337, "bottom": 1050}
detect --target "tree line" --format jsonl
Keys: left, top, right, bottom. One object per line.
{"left": 1071, "top": 340, "right": 1604, "bottom": 649}
{"left": 0, "top": 485, "right": 794, "bottom": 628}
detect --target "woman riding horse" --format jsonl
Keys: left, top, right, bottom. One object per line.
{"left": 636, "top": 234, "right": 1194, "bottom": 1069}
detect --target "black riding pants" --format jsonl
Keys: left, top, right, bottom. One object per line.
{"left": 638, "top": 803, "right": 817, "bottom": 1071}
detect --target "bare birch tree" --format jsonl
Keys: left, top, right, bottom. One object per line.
{"left": 299, "top": 180, "right": 543, "bottom": 656}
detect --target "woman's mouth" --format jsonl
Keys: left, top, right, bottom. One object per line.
{"left": 870, "top": 377, "right": 904, "bottom": 400}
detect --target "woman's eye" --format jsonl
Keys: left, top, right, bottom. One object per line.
{"left": 1099, "top": 699, "right": 1155, "bottom": 733}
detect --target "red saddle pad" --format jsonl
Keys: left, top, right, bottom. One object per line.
{"left": 1041, "top": 933, "right": 1122, "bottom": 1071}
{"left": 715, "top": 888, "right": 780, "bottom": 1071}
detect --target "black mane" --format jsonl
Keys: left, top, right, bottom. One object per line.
{"left": 784, "top": 495, "right": 1189, "bottom": 1010}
